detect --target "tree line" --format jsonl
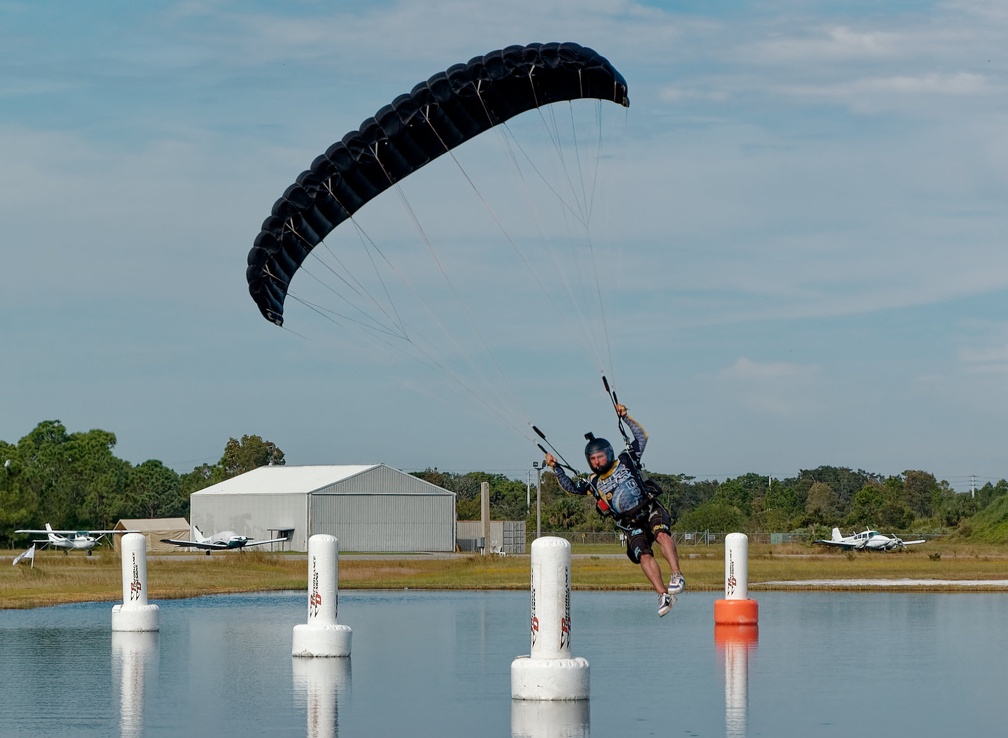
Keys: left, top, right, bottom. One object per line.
{"left": 3, "top": 420, "right": 1007, "bottom": 545}
{"left": 417, "top": 465, "right": 1008, "bottom": 542}
{"left": 0, "top": 421, "right": 283, "bottom": 541}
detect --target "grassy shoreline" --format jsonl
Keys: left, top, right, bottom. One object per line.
{"left": 3, "top": 542, "right": 1008, "bottom": 610}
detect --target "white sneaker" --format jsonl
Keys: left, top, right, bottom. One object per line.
{"left": 658, "top": 592, "right": 676, "bottom": 617}
{"left": 668, "top": 573, "right": 686, "bottom": 595}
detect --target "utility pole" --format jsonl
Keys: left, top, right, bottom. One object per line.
{"left": 533, "top": 461, "right": 543, "bottom": 539}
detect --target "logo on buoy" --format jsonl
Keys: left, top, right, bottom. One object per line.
{"left": 530, "top": 571, "right": 538, "bottom": 646}
{"left": 561, "top": 566, "right": 571, "bottom": 650}
{"left": 129, "top": 552, "right": 142, "bottom": 601}
{"left": 309, "top": 557, "right": 322, "bottom": 618}
{"left": 727, "top": 551, "right": 737, "bottom": 597}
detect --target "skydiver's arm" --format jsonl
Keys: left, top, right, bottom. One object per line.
{"left": 553, "top": 465, "right": 589, "bottom": 496}
{"left": 544, "top": 453, "right": 589, "bottom": 496}
{"left": 624, "top": 412, "right": 648, "bottom": 456}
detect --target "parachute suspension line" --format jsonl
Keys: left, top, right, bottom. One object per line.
{"left": 538, "top": 99, "right": 616, "bottom": 379}
{"left": 321, "top": 180, "right": 410, "bottom": 338}
{"left": 532, "top": 96, "right": 589, "bottom": 228}
{"left": 523, "top": 97, "right": 614, "bottom": 377}
{"left": 377, "top": 320, "right": 537, "bottom": 444}
{"left": 286, "top": 274, "right": 408, "bottom": 339}
{"left": 580, "top": 101, "right": 617, "bottom": 379}
{"left": 292, "top": 220, "right": 534, "bottom": 440}
{"left": 492, "top": 118, "right": 610, "bottom": 375}
{"left": 443, "top": 92, "right": 589, "bottom": 324}
{"left": 280, "top": 213, "right": 408, "bottom": 338}
{"left": 341, "top": 200, "right": 523, "bottom": 426}
{"left": 355, "top": 144, "right": 532, "bottom": 431}
{"left": 567, "top": 102, "right": 588, "bottom": 224}
{"left": 260, "top": 263, "right": 289, "bottom": 292}
{"left": 586, "top": 213, "right": 616, "bottom": 381}
{"left": 283, "top": 294, "right": 532, "bottom": 442}
{"left": 530, "top": 92, "right": 615, "bottom": 380}
{"left": 581, "top": 101, "right": 605, "bottom": 228}
{"left": 385, "top": 171, "right": 528, "bottom": 428}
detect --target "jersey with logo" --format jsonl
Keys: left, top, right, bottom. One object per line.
{"left": 553, "top": 414, "right": 650, "bottom": 521}
{"left": 592, "top": 458, "right": 647, "bottom": 515}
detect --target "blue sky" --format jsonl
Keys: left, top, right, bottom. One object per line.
{"left": 2, "top": 0, "right": 1006, "bottom": 490}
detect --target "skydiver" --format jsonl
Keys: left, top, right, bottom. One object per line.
{"left": 544, "top": 403, "right": 685, "bottom": 617}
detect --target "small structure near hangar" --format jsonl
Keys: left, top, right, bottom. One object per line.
{"left": 113, "top": 518, "right": 191, "bottom": 553}
{"left": 189, "top": 464, "right": 455, "bottom": 553}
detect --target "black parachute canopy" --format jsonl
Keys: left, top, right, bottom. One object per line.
{"left": 247, "top": 42, "right": 629, "bottom": 326}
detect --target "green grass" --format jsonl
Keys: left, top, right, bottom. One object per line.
{"left": 2, "top": 540, "right": 1007, "bottom": 609}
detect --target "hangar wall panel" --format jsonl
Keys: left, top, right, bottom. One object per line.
{"left": 191, "top": 493, "right": 307, "bottom": 550}
{"left": 310, "top": 494, "right": 455, "bottom": 552}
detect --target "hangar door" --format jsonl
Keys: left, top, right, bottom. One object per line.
{"left": 309, "top": 492, "right": 455, "bottom": 552}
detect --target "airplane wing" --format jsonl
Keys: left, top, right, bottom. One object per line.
{"left": 159, "top": 538, "right": 230, "bottom": 550}
{"left": 14, "top": 529, "right": 137, "bottom": 535}
{"left": 240, "top": 538, "right": 290, "bottom": 549}
{"left": 814, "top": 539, "right": 858, "bottom": 549}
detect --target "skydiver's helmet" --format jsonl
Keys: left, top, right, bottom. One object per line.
{"left": 585, "top": 436, "right": 615, "bottom": 473}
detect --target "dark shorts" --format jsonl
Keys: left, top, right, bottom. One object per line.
{"left": 623, "top": 502, "right": 672, "bottom": 564}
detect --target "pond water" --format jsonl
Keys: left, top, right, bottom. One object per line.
{"left": 0, "top": 589, "right": 1004, "bottom": 737}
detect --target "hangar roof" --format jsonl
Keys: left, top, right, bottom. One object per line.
{"left": 189, "top": 464, "right": 445, "bottom": 496}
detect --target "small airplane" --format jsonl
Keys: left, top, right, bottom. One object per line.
{"left": 15, "top": 523, "right": 130, "bottom": 555}
{"left": 815, "top": 527, "right": 925, "bottom": 551}
{"left": 160, "top": 526, "right": 288, "bottom": 555}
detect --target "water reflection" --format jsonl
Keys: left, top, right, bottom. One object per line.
{"left": 292, "top": 657, "right": 352, "bottom": 738}
{"left": 715, "top": 624, "right": 758, "bottom": 738}
{"left": 511, "top": 699, "right": 590, "bottom": 738}
{"left": 3, "top": 591, "right": 1008, "bottom": 737}
{"left": 111, "top": 631, "right": 159, "bottom": 738}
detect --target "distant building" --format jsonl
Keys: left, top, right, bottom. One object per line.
{"left": 189, "top": 464, "right": 456, "bottom": 552}
{"left": 113, "top": 518, "right": 190, "bottom": 553}
{"left": 456, "top": 520, "right": 526, "bottom": 554}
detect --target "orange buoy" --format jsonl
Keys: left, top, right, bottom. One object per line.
{"left": 714, "top": 532, "right": 758, "bottom": 627}
{"left": 714, "top": 597, "right": 759, "bottom": 626}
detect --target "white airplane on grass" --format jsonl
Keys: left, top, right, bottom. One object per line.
{"left": 161, "top": 526, "right": 288, "bottom": 555}
{"left": 815, "top": 527, "right": 925, "bottom": 551}
{"left": 15, "top": 523, "right": 131, "bottom": 555}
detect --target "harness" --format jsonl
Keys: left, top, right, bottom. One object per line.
{"left": 588, "top": 448, "right": 658, "bottom": 525}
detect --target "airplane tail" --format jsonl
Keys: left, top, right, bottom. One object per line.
{"left": 831, "top": 527, "right": 843, "bottom": 542}
{"left": 45, "top": 523, "right": 60, "bottom": 543}
{"left": 192, "top": 525, "right": 208, "bottom": 544}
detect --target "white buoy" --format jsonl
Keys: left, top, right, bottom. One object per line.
{"left": 112, "top": 630, "right": 159, "bottom": 738}
{"left": 511, "top": 536, "right": 589, "bottom": 701}
{"left": 112, "top": 532, "right": 159, "bottom": 632}
{"left": 293, "top": 534, "right": 352, "bottom": 657}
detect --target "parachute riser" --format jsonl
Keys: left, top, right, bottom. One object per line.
{"left": 532, "top": 426, "right": 580, "bottom": 476}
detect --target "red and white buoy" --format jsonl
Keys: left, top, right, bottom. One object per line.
{"left": 714, "top": 532, "right": 759, "bottom": 627}
{"left": 293, "top": 534, "right": 352, "bottom": 657}
{"left": 511, "top": 536, "right": 589, "bottom": 701}
{"left": 111, "top": 532, "right": 159, "bottom": 632}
